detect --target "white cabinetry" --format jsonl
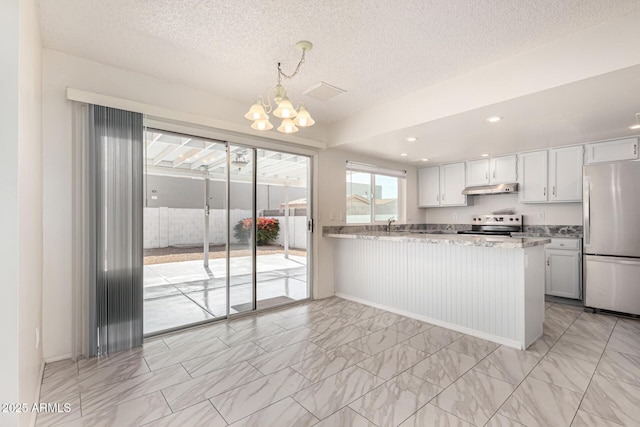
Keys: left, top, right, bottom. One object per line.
{"left": 519, "top": 146, "right": 583, "bottom": 203}
{"left": 440, "top": 163, "right": 467, "bottom": 206}
{"left": 490, "top": 155, "right": 518, "bottom": 184}
{"left": 546, "top": 238, "right": 582, "bottom": 300}
{"left": 466, "top": 155, "right": 517, "bottom": 187}
{"left": 518, "top": 151, "right": 548, "bottom": 203}
{"left": 418, "top": 163, "right": 467, "bottom": 207}
{"left": 466, "top": 159, "right": 490, "bottom": 187}
{"left": 418, "top": 167, "right": 440, "bottom": 207}
{"left": 548, "top": 146, "right": 583, "bottom": 202}
{"left": 585, "top": 137, "right": 639, "bottom": 164}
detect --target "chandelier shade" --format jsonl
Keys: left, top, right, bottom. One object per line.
{"left": 273, "top": 97, "right": 297, "bottom": 119}
{"left": 294, "top": 105, "right": 315, "bottom": 127}
{"left": 244, "top": 101, "right": 269, "bottom": 121}
{"left": 277, "top": 118, "right": 299, "bottom": 134}
{"left": 251, "top": 119, "right": 273, "bottom": 131}
{"left": 245, "top": 41, "right": 315, "bottom": 134}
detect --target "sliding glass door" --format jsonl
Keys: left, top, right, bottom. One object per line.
{"left": 142, "top": 130, "right": 228, "bottom": 334}
{"left": 143, "top": 130, "right": 312, "bottom": 335}
{"left": 256, "top": 149, "right": 311, "bottom": 308}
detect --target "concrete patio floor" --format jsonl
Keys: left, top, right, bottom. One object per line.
{"left": 143, "top": 254, "right": 308, "bottom": 335}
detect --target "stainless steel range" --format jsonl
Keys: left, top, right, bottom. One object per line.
{"left": 457, "top": 214, "right": 522, "bottom": 236}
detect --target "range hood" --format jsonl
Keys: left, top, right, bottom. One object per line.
{"left": 462, "top": 182, "right": 519, "bottom": 195}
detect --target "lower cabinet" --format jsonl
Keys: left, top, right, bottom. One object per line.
{"left": 545, "top": 238, "right": 582, "bottom": 300}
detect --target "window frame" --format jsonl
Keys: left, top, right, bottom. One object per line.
{"left": 345, "top": 162, "right": 406, "bottom": 225}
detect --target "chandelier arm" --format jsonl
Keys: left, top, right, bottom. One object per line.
{"left": 258, "top": 94, "right": 273, "bottom": 114}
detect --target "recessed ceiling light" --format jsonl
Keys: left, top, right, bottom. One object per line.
{"left": 629, "top": 124, "right": 640, "bottom": 130}
{"left": 486, "top": 116, "right": 502, "bottom": 123}
{"left": 481, "top": 153, "right": 490, "bottom": 157}
{"left": 406, "top": 137, "right": 417, "bottom": 142}
{"left": 400, "top": 153, "right": 408, "bottom": 157}
{"left": 421, "top": 158, "right": 429, "bottom": 162}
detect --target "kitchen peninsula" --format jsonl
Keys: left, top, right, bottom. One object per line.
{"left": 324, "top": 228, "right": 550, "bottom": 350}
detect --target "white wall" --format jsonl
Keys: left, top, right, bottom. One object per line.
{"left": 0, "top": 1, "right": 21, "bottom": 424}
{"left": 423, "top": 193, "right": 582, "bottom": 225}
{"left": 316, "top": 148, "right": 421, "bottom": 299}
{"left": 17, "top": 0, "right": 44, "bottom": 422}
{"left": 0, "top": 1, "right": 43, "bottom": 426}
{"left": 41, "top": 50, "right": 323, "bottom": 361}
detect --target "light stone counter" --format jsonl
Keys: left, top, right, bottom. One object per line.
{"left": 325, "top": 231, "right": 550, "bottom": 249}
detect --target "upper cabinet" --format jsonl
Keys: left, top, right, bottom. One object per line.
{"left": 518, "top": 150, "right": 549, "bottom": 203}
{"left": 490, "top": 155, "right": 518, "bottom": 184}
{"left": 440, "top": 163, "right": 467, "bottom": 206}
{"left": 418, "top": 166, "right": 440, "bottom": 207}
{"left": 585, "top": 137, "right": 639, "bottom": 164}
{"left": 466, "top": 159, "right": 490, "bottom": 187}
{"left": 549, "top": 146, "right": 583, "bottom": 202}
{"left": 418, "top": 163, "right": 467, "bottom": 208}
{"left": 466, "top": 155, "right": 517, "bottom": 187}
{"left": 519, "top": 145, "right": 583, "bottom": 203}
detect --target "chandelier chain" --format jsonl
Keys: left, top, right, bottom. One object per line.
{"left": 277, "top": 49, "right": 307, "bottom": 81}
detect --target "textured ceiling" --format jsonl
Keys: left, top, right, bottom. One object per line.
{"left": 37, "top": 0, "right": 640, "bottom": 124}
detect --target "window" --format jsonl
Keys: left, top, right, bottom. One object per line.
{"left": 346, "top": 162, "right": 405, "bottom": 224}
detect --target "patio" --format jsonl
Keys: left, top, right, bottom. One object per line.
{"left": 143, "top": 254, "right": 308, "bottom": 334}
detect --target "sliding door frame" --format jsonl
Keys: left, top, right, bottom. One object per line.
{"left": 143, "top": 119, "right": 316, "bottom": 327}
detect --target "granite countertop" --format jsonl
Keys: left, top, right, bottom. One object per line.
{"left": 324, "top": 231, "right": 550, "bottom": 249}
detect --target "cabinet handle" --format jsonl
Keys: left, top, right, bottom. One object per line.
{"left": 436, "top": 194, "right": 439, "bottom": 202}
{"left": 552, "top": 186, "right": 556, "bottom": 196}
{"left": 493, "top": 170, "right": 496, "bottom": 179}
{"left": 543, "top": 187, "right": 547, "bottom": 196}
{"left": 442, "top": 194, "right": 445, "bottom": 201}
{"left": 635, "top": 144, "right": 637, "bottom": 156}
{"left": 547, "top": 258, "right": 550, "bottom": 266}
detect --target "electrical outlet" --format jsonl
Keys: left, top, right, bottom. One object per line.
{"left": 537, "top": 211, "right": 545, "bottom": 220}
{"left": 452, "top": 212, "right": 458, "bottom": 220}
{"left": 35, "top": 327, "right": 40, "bottom": 349}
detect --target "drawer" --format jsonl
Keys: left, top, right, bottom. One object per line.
{"left": 547, "top": 238, "right": 581, "bottom": 250}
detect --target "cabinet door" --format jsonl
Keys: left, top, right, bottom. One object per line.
{"left": 490, "top": 155, "right": 517, "bottom": 184}
{"left": 466, "top": 159, "right": 490, "bottom": 187}
{"left": 440, "top": 163, "right": 467, "bottom": 206}
{"left": 546, "top": 249, "right": 581, "bottom": 299}
{"left": 418, "top": 167, "right": 440, "bottom": 207}
{"left": 585, "top": 137, "right": 639, "bottom": 164}
{"left": 518, "top": 151, "right": 548, "bottom": 203}
{"left": 549, "top": 145, "right": 583, "bottom": 202}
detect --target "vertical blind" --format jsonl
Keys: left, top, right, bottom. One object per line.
{"left": 87, "top": 105, "right": 144, "bottom": 356}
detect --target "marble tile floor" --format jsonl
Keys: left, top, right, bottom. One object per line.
{"left": 38, "top": 297, "right": 640, "bottom": 427}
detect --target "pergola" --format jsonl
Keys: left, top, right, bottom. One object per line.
{"left": 143, "top": 130, "right": 310, "bottom": 264}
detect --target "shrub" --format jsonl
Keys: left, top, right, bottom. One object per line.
{"left": 233, "top": 217, "right": 280, "bottom": 246}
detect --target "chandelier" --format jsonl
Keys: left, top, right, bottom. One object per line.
{"left": 245, "top": 41, "right": 315, "bottom": 134}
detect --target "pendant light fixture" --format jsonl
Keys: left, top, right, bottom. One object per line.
{"left": 245, "top": 41, "right": 315, "bottom": 134}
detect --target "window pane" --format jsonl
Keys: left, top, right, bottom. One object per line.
{"left": 374, "top": 174, "right": 398, "bottom": 222}
{"left": 346, "top": 171, "right": 372, "bottom": 223}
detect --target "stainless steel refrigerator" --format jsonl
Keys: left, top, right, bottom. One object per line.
{"left": 583, "top": 161, "right": 640, "bottom": 315}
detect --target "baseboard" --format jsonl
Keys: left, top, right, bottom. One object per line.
{"left": 29, "top": 360, "right": 45, "bottom": 427}
{"left": 44, "top": 353, "right": 72, "bottom": 364}
{"left": 335, "top": 292, "right": 523, "bottom": 350}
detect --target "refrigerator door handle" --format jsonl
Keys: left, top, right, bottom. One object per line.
{"left": 583, "top": 175, "right": 590, "bottom": 246}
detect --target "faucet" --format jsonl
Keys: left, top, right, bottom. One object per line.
{"left": 386, "top": 217, "right": 396, "bottom": 232}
